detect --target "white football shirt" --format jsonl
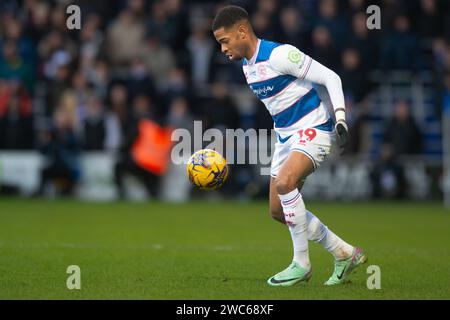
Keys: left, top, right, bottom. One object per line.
{"left": 243, "top": 39, "right": 345, "bottom": 143}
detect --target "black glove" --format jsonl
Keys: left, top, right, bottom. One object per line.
{"left": 335, "top": 120, "right": 349, "bottom": 155}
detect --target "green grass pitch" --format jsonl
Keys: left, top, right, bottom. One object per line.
{"left": 0, "top": 198, "right": 449, "bottom": 299}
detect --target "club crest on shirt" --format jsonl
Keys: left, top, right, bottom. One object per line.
{"left": 258, "top": 65, "right": 267, "bottom": 76}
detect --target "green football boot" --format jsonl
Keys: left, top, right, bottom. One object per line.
{"left": 324, "top": 247, "right": 367, "bottom": 286}
{"left": 267, "top": 261, "right": 312, "bottom": 287}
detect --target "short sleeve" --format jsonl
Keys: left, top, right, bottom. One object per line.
{"left": 269, "top": 44, "right": 312, "bottom": 80}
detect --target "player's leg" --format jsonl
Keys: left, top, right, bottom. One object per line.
{"left": 305, "top": 209, "right": 368, "bottom": 286}
{"left": 267, "top": 152, "right": 314, "bottom": 286}
{"left": 269, "top": 176, "right": 306, "bottom": 224}
{"left": 276, "top": 151, "right": 313, "bottom": 266}
{"left": 268, "top": 128, "right": 367, "bottom": 286}
{"left": 269, "top": 177, "right": 284, "bottom": 223}
{"left": 269, "top": 159, "right": 367, "bottom": 286}
{"left": 268, "top": 133, "right": 367, "bottom": 286}
{"left": 270, "top": 176, "right": 355, "bottom": 261}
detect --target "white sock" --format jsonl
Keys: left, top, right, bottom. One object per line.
{"left": 279, "top": 189, "right": 310, "bottom": 269}
{"left": 306, "top": 210, "right": 354, "bottom": 260}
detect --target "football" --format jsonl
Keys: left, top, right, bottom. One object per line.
{"left": 186, "top": 149, "right": 229, "bottom": 190}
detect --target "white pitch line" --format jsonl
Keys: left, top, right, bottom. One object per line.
{"left": 0, "top": 242, "right": 239, "bottom": 252}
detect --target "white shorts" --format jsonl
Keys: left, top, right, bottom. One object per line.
{"left": 270, "top": 127, "right": 336, "bottom": 178}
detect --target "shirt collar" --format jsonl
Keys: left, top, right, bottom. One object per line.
{"left": 247, "top": 39, "right": 261, "bottom": 65}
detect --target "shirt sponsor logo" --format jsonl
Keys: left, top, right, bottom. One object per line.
{"left": 252, "top": 86, "right": 274, "bottom": 97}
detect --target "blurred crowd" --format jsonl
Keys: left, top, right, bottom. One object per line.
{"left": 0, "top": 0, "right": 449, "bottom": 198}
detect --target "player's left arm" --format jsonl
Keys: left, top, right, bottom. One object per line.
{"left": 270, "top": 45, "right": 349, "bottom": 154}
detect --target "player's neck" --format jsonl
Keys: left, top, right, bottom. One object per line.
{"left": 245, "top": 36, "right": 259, "bottom": 61}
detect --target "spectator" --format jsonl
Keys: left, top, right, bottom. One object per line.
{"left": 340, "top": 48, "right": 371, "bottom": 103}
{"left": 81, "top": 89, "right": 121, "bottom": 152}
{"left": 0, "top": 80, "right": 33, "bottom": 149}
{"left": 163, "top": 0, "right": 190, "bottom": 52}
{"left": 186, "top": 20, "right": 216, "bottom": 88}
{"left": 0, "top": 40, "right": 34, "bottom": 92}
{"left": 126, "top": 56, "right": 157, "bottom": 100}
{"left": 379, "top": 15, "right": 421, "bottom": 71}
{"left": 79, "top": 13, "right": 104, "bottom": 72}
{"left": 23, "top": 1, "right": 51, "bottom": 45}
{"left": 158, "top": 67, "right": 193, "bottom": 117}
{"left": 1, "top": 16, "right": 36, "bottom": 68}
{"left": 347, "top": 98, "right": 372, "bottom": 154}
{"left": 199, "top": 81, "right": 240, "bottom": 131}
{"left": 82, "top": 93, "right": 105, "bottom": 151}
{"left": 49, "top": 5, "right": 70, "bottom": 33}
{"left": 256, "top": 0, "right": 279, "bottom": 18}
{"left": 126, "top": 0, "right": 149, "bottom": 21}
{"left": 250, "top": 11, "right": 276, "bottom": 40}
{"left": 416, "top": 0, "right": 442, "bottom": 43}
{"left": 86, "top": 58, "right": 110, "bottom": 100}
{"left": 254, "top": 0, "right": 280, "bottom": 39}
{"left": 106, "top": 9, "right": 146, "bottom": 67}
{"left": 310, "top": 26, "right": 339, "bottom": 69}
{"left": 114, "top": 94, "right": 169, "bottom": 199}
{"left": 383, "top": 100, "right": 423, "bottom": 155}
{"left": 167, "top": 95, "right": 193, "bottom": 126}
{"left": 147, "top": 0, "right": 189, "bottom": 53}
{"left": 35, "top": 106, "right": 81, "bottom": 197}
{"left": 71, "top": 69, "right": 90, "bottom": 119}
{"left": 279, "top": 6, "right": 310, "bottom": 49}
{"left": 346, "top": 11, "right": 379, "bottom": 71}
{"left": 45, "top": 57, "right": 72, "bottom": 116}
{"left": 147, "top": 0, "right": 171, "bottom": 48}
{"left": 107, "top": 82, "right": 129, "bottom": 137}
{"left": 347, "top": 0, "right": 367, "bottom": 17}
{"left": 163, "top": 67, "right": 190, "bottom": 105}
{"left": 370, "top": 144, "right": 408, "bottom": 199}
{"left": 316, "top": 0, "right": 348, "bottom": 51}
{"left": 431, "top": 38, "right": 449, "bottom": 75}
{"left": 379, "top": 0, "right": 408, "bottom": 33}
{"left": 142, "top": 33, "right": 175, "bottom": 91}
{"left": 38, "top": 30, "right": 77, "bottom": 69}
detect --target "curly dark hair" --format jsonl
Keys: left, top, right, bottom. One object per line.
{"left": 211, "top": 5, "right": 249, "bottom": 31}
